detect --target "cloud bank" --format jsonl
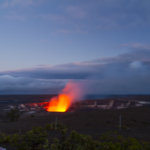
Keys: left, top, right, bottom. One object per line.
{"left": 0, "top": 44, "right": 150, "bottom": 95}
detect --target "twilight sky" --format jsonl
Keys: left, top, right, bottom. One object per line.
{"left": 0, "top": 0, "right": 150, "bottom": 94}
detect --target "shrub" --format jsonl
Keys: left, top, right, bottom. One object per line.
{"left": 0, "top": 123, "right": 149, "bottom": 150}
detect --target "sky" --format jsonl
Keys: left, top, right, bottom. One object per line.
{"left": 0, "top": 0, "right": 150, "bottom": 95}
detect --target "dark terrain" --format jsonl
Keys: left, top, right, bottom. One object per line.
{"left": 0, "top": 95, "right": 150, "bottom": 142}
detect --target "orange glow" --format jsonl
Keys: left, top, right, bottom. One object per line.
{"left": 44, "top": 81, "right": 83, "bottom": 112}
{"left": 45, "top": 94, "right": 71, "bottom": 112}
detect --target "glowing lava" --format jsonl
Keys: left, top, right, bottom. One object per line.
{"left": 45, "top": 94, "right": 71, "bottom": 112}
{"left": 44, "top": 81, "right": 83, "bottom": 112}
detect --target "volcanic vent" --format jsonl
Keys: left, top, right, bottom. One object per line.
{"left": 44, "top": 81, "right": 83, "bottom": 112}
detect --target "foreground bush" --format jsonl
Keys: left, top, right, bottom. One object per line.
{"left": 0, "top": 123, "right": 149, "bottom": 150}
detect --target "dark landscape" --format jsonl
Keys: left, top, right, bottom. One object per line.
{"left": 0, "top": 95, "right": 150, "bottom": 140}
{"left": 0, "top": 95, "right": 150, "bottom": 149}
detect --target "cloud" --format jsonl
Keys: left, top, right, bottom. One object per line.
{"left": 0, "top": 44, "right": 150, "bottom": 94}
{"left": 121, "top": 43, "right": 150, "bottom": 51}
{"left": 130, "top": 61, "right": 143, "bottom": 69}
{"left": 83, "top": 46, "right": 150, "bottom": 94}
{"left": 0, "top": 75, "right": 66, "bottom": 94}
{"left": 1, "top": 0, "right": 39, "bottom": 8}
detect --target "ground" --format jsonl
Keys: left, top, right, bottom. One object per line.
{"left": 0, "top": 105, "right": 150, "bottom": 142}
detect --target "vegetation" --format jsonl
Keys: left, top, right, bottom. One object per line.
{"left": 0, "top": 123, "right": 149, "bottom": 150}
